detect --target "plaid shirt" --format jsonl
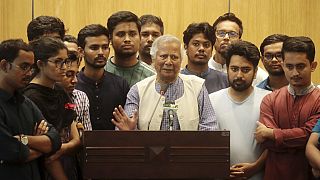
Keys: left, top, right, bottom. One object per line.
{"left": 125, "top": 76, "right": 219, "bottom": 131}
{"left": 72, "top": 89, "right": 92, "bottom": 131}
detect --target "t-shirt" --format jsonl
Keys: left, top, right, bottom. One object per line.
{"left": 209, "top": 87, "right": 270, "bottom": 180}
{"left": 105, "top": 57, "right": 155, "bottom": 87}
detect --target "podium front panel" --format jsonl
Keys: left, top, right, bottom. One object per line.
{"left": 82, "top": 131, "right": 230, "bottom": 179}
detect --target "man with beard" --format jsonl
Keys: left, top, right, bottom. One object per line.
{"left": 209, "top": 13, "right": 267, "bottom": 85}
{"left": 209, "top": 40, "right": 270, "bottom": 179}
{"left": 255, "top": 37, "right": 320, "bottom": 180}
{"left": 105, "top": 11, "right": 155, "bottom": 87}
{"left": 76, "top": 24, "right": 130, "bottom": 130}
{"left": 257, "top": 34, "right": 289, "bottom": 91}
{"left": 181, "top": 22, "right": 228, "bottom": 94}
{"left": 0, "top": 39, "right": 61, "bottom": 180}
{"left": 138, "top": 14, "right": 164, "bottom": 67}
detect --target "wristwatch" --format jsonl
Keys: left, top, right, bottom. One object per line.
{"left": 20, "top": 135, "right": 28, "bottom": 145}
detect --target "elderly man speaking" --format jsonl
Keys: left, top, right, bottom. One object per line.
{"left": 112, "top": 35, "right": 218, "bottom": 131}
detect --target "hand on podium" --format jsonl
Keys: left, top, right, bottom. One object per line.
{"left": 112, "top": 105, "right": 138, "bottom": 130}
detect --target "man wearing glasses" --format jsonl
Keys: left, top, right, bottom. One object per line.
{"left": 257, "top": 34, "right": 289, "bottom": 91}
{"left": 209, "top": 13, "right": 268, "bottom": 85}
{"left": 0, "top": 39, "right": 61, "bottom": 180}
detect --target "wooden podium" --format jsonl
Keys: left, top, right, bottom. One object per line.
{"left": 82, "top": 131, "right": 230, "bottom": 179}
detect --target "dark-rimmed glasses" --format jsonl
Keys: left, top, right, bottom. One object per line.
{"left": 263, "top": 53, "right": 283, "bottom": 61}
{"left": 10, "top": 62, "right": 35, "bottom": 74}
{"left": 47, "top": 58, "right": 72, "bottom": 69}
{"left": 215, "top": 30, "right": 239, "bottom": 39}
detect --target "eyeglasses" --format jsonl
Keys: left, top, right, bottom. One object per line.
{"left": 215, "top": 30, "right": 239, "bottom": 39}
{"left": 10, "top": 62, "right": 35, "bottom": 74}
{"left": 47, "top": 58, "right": 72, "bottom": 69}
{"left": 65, "top": 70, "right": 77, "bottom": 78}
{"left": 263, "top": 53, "right": 283, "bottom": 61}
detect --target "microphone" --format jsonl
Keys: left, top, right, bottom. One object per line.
{"left": 147, "top": 83, "right": 169, "bottom": 130}
{"left": 168, "top": 109, "right": 174, "bottom": 131}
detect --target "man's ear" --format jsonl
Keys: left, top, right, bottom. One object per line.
{"left": 36, "top": 59, "right": 44, "bottom": 69}
{"left": 0, "top": 59, "right": 9, "bottom": 72}
{"left": 311, "top": 61, "right": 317, "bottom": 72}
{"left": 78, "top": 47, "right": 84, "bottom": 58}
{"left": 253, "top": 67, "right": 258, "bottom": 79}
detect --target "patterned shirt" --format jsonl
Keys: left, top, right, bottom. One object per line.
{"left": 105, "top": 56, "right": 155, "bottom": 87}
{"left": 72, "top": 89, "right": 92, "bottom": 131}
{"left": 125, "top": 76, "right": 219, "bottom": 131}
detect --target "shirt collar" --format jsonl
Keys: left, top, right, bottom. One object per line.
{"left": 288, "top": 83, "right": 315, "bottom": 96}
{"left": 183, "top": 65, "right": 210, "bottom": 78}
{"left": 209, "top": 57, "right": 227, "bottom": 73}
{"left": 78, "top": 68, "right": 106, "bottom": 85}
{"left": 0, "top": 89, "right": 25, "bottom": 103}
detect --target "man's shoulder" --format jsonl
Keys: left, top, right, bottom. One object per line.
{"left": 137, "top": 61, "right": 156, "bottom": 75}
{"left": 209, "top": 88, "right": 228, "bottom": 100}
{"left": 179, "top": 74, "right": 204, "bottom": 83}
{"left": 104, "top": 71, "right": 129, "bottom": 86}
{"left": 254, "top": 86, "right": 271, "bottom": 96}
{"left": 261, "top": 86, "right": 288, "bottom": 103}
{"left": 208, "top": 68, "right": 227, "bottom": 78}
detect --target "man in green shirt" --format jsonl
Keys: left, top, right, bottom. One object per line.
{"left": 105, "top": 11, "right": 155, "bottom": 87}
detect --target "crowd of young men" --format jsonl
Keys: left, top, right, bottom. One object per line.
{"left": 0, "top": 11, "right": 319, "bottom": 180}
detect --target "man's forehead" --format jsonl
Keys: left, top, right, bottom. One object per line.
{"left": 16, "top": 50, "right": 34, "bottom": 61}
{"left": 216, "top": 20, "right": 240, "bottom": 32}
{"left": 114, "top": 22, "right": 139, "bottom": 31}
{"left": 64, "top": 41, "right": 78, "bottom": 51}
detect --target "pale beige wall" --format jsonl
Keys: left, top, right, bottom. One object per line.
{"left": 1, "top": 0, "right": 319, "bottom": 83}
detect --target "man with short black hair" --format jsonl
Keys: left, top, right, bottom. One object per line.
{"left": 138, "top": 14, "right": 164, "bottom": 66}
{"left": 27, "top": 15, "right": 66, "bottom": 41}
{"left": 257, "top": 34, "right": 289, "bottom": 90}
{"left": 0, "top": 39, "right": 61, "bottom": 180}
{"left": 77, "top": 24, "right": 130, "bottom": 130}
{"left": 210, "top": 40, "right": 270, "bottom": 179}
{"left": 181, "top": 22, "right": 228, "bottom": 94}
{"left": 255, "top": 36, "right": 320, "bottom": 180}
{"left": 105, "top": 11, "right": 155, "bottom": 87}
{"left": 209, "top": 12, "right": 267, "bottom": 85}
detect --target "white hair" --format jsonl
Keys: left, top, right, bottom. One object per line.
{"left": 150, "top": 34, "right": 184, "bottom": 60}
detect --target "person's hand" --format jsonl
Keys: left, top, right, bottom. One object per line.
{"left": 312, "top": 168, "right": 320, "bottom": 178}
{"left": 255, "top": 121, "right": 273, "bottom": 143}
{"left": 33, "top": 120, "right": 48, "bottom": 136}
{"left": 111, "top": 105, "right": 138, "bottom": 130}
{"left": 230, "top": 163, "right": 255, "bottom": 179}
